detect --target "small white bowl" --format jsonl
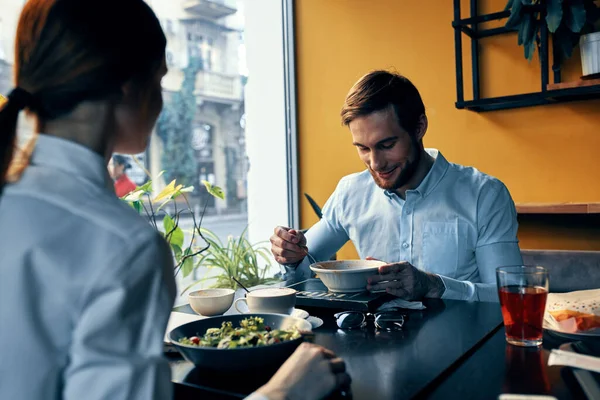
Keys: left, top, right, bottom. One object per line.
{"left": 188, "top": 288, "right": 235, "bottom": 316}
{"left": 310, "top": 260, "right": 386, "bottom": 293}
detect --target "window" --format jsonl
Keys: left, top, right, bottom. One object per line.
{"left": 1, "top": 0, "right": 298, "bottom": 306}
{"left": 145, "top": 0, "right": 297, "bottom": 304}
{"left": 165, "top": 19, "right": 174, "bottom": 35}
{"left": 165, "top": 50, "right": 175, "bottom": 66}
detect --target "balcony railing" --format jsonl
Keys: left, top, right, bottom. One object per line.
{"left": 183, "top": 0, "right": 237, "bottom": 19}
{"left": 195, "top": 70, "right": 243, "bottom": 103}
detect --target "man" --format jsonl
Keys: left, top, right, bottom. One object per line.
{"left": 110, "top": 154, "right": 137, "bottom": 197}
{"left": 271, "top": 70, "right": 522, "bottom": 302}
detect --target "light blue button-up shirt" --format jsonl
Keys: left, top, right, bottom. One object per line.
{"left": 290, "top": 149, "right": 523, "bottom": 302}
{"left": 0, "top": 135, "right": 176, "bottom": 400}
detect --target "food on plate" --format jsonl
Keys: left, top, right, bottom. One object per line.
{"left": 545, "top": 289, "right": 600, "bottom": 333}
{"left": 548, "top": 309, "right": 600, "bottom": 332}
{"left": 178, "top": 316, "right": 301, "bottom": 349}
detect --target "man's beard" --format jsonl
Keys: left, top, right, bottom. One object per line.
{"left": 370, "top": 140, "right": 421, "bottom": 191}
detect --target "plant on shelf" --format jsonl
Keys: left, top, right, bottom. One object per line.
{"left": 122, "top": 174, "right": 224, "bottom": 277}
{"left": 505, "top": 0, "right": 600, "bottom": 62}
{"left": 181, "top": 226, "right": 279, "bottom": 294}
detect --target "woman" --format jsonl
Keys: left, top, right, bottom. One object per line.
{"left": 110, "top": 154, "right": 137, "bottom": 197}
{"left": 0, "top": 1, "right": 350, "bottom": 399}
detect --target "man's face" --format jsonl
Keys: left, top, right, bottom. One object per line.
{"left": 349, "top": 108, "right": 420, "bottom": 191}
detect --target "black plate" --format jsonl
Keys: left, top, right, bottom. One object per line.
{"left": 288, "top": 278, "right": 394, "bottom": 312}
{"left": 168, "top": 313, "right": 312, "bottom": 372}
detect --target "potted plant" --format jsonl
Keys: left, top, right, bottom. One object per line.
{"left": 505, "top": 0, "right": 600, "bottom": 72}
{"left": 580, "top": 11, "right": 600, "bottom": 76}
{"left": 181, "top": 226, "right": 279, "bottom": 294}
{"left": 122, "top": 172, "right": 224, "bottom": 277}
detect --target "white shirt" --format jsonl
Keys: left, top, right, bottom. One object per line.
{"left": 0, "top": 135, "right": 176, "bottom": 400}
{"left": 288, "top": 149, "right": 523, "bottom": 302}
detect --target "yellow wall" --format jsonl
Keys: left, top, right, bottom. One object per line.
{"left": 295, "top": 0, "right": 600, "bottom": 259}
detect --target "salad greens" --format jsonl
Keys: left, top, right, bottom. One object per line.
{"left": 179, "top": 317, "right": 301, "bottom": 349}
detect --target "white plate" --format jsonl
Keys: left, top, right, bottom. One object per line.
{"left": 307, "top": 316, "right": 324, "bottom": 329}
{"left": 291, "top": 308, "right": 309, "bottom": 319}
{"left": 543, "top": 290, "right": 600, "bottom": 341}
{"left": 544, "top": 326, "right": 600, "bottom": 341}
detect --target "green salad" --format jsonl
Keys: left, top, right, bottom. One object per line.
{"left": 178, "top": 316, "right": 301, "bottom": 349}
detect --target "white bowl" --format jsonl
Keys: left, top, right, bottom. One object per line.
{"left": 188, "top": 288, "right": 235, "bottom": 316}
{"left": 309, "top": 260, "right": 386, "bottom": 293}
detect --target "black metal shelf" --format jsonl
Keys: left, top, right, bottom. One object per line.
{"left": 452, "top": 0, "right": 600, "bottom": 112}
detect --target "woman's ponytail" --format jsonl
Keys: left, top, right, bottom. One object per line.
{"left": 0, "top": 88, "right": 33, "bottom": 196}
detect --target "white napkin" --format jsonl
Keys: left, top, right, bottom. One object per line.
{"left": 377, "top": 298, "right": 426, "bottom": 311}
{"left": 164, "top": 311, "right": 204, "bottom": 342}
{"left": 548, "top": 349, "right": 600, "bottom": 374}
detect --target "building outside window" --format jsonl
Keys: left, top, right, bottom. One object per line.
{"left": 0, "top": 0, "right": 296, "bottom": 304}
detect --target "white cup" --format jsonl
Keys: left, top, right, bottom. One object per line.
{"left": 234, "top": 287, "right": 297, "bottom": 315}
{"left": 188, "top": 288, "right": 235, "bottom": 316}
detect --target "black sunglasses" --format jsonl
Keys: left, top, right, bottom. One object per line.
{"left": 334, "top": 310, "right": 406, "bottom": 331}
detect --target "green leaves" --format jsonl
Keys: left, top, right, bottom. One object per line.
{"left": 163, "top": 215, "right": 184, "bottom": 249}
{"left": 181, "top": 248, "right": 195, "bottom": 277}
{"left": 131, "top": 201, "right": 143, "bottom": 214}
{"left": 118, "top": 171, "right": 236, "bottom": 291}
{"left": 154, "top": 180, "right": 184, "bottom": 203}
{"left": 554, "top": 24, "right": 580, "bottom": 60}
{"left": 505, "top": 0, "right": 598, "bottom": 61}
{"left": 180, "top": 225, "right": 279, "bottom": 295}
{"left": 202, "top": 180, "right": 225, "bottom": 200}
{"left": 514, "top": 10, "right": 539, "bottom": 61}
{"left": 523, "top": 13, "right": 538, "bottom": 61}
{"left": 118, "top": 174, "right": 222, "bottom": 280}
{"left": 546, "top": 0, "right": 563, "bottom": 32}
{"left": 506, "top": 0, "right": 524, "bottom": 28}
{"left": 565, "top": 2, "right": 586, "bottom": 33}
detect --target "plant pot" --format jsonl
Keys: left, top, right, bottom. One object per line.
{"left": 580, "top": 32, "right": 600, "bottom": 77}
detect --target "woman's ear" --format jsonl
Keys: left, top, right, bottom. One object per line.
{"left": 120, "top": 80, "right": 135, "bottom": 104}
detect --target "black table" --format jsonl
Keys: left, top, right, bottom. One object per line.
{"left": 170, "top": 297, "right": 503, "bottom": 399}
{"left": 424, "top": 328, "right": 600, "bottom": 400}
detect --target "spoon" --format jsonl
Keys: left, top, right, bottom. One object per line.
{"left": 304, "top": 249, "right": 318, "bottom": 265}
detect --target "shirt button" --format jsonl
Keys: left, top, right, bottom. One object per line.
{"left": 406, "top": 209, "right": 412, "bottom": 215}
{"left": 402, "top": 242, "right": 409, "bottom": 249}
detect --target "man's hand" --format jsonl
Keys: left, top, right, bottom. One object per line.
{"left": 270, "top": 226, "right": 308, "bottom": 265}
{"left": 366, "top": 260, "right": 445, "bottom": 301}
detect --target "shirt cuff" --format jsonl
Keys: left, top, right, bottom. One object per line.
{"left": 439, "top": 275, "right": 476, "bottom": 301}
{"left": 295, "top": 258, "right": 314, "bottom": 280}
{"left": 439, "top": 276, "right": 500, "bottom": 302}
{"left": 281, "top": 262, "right": 300, "bottom": 281}
{"left": 245, "top": 392, "right": 271, "bottom": 400}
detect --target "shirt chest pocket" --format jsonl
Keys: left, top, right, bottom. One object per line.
{"left": 422, "top": 221, "right": 468, "bottom": 278}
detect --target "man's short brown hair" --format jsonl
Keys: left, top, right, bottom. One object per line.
{"left": 340, "top": 70, "right": 425, "bottom": 136}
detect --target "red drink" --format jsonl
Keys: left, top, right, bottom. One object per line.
{"left": 498, "top": 285, "right": 548, "bottom": 346}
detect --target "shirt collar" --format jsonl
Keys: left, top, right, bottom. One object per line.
{"left": 30, "top": 134, "right": 114, "bottom": 192}
{"left": 382, "top": 148, "right": 449, "bottom": 199}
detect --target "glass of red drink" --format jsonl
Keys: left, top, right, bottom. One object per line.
{"left": 496, "top": 266, "right": 549, "bottom": 347}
